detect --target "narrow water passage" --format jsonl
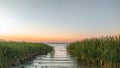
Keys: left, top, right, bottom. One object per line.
{"left": 18, "top": 43, "right": 78, "bottom": 68}
{"left": 44, "top": 43, "right": 78, "bottom": 68}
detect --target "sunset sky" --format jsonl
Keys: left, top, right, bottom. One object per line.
{"left": 0, "top": 0, "right": 120, "bottom": 42}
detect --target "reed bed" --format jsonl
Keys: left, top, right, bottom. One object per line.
{"left": 0, "top": 41, "right": 53, "bottom": 68}
{"left": 67, "top": 35, "right": 120, "bottom": 68}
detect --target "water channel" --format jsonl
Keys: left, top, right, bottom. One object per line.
{"left": 12, "top": 43, "right": 97, "bottom": 68}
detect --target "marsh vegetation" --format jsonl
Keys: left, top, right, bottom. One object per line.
{"left": 67, "top": 35, "right": 120, "bottom": 68}
{"left": 0, "top": 41, "right": 53, "bottom": 68}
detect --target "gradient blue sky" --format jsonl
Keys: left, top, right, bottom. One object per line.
{"left": 0, "top": 0, "right": 120, "bottom": 42}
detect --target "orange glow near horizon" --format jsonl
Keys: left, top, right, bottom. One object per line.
{"left": 0, "top": 32, "right": 119, "bottom": 42}
{"left": 0, "top": 34, "right": 86, "bottom": 43}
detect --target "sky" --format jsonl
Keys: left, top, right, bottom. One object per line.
{"left": 0, "top": 0, "right": 120, "bottom": 42}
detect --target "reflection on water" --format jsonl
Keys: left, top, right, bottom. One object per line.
{"left": 12, "top": 43, "right": 97, "bottom": 68}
